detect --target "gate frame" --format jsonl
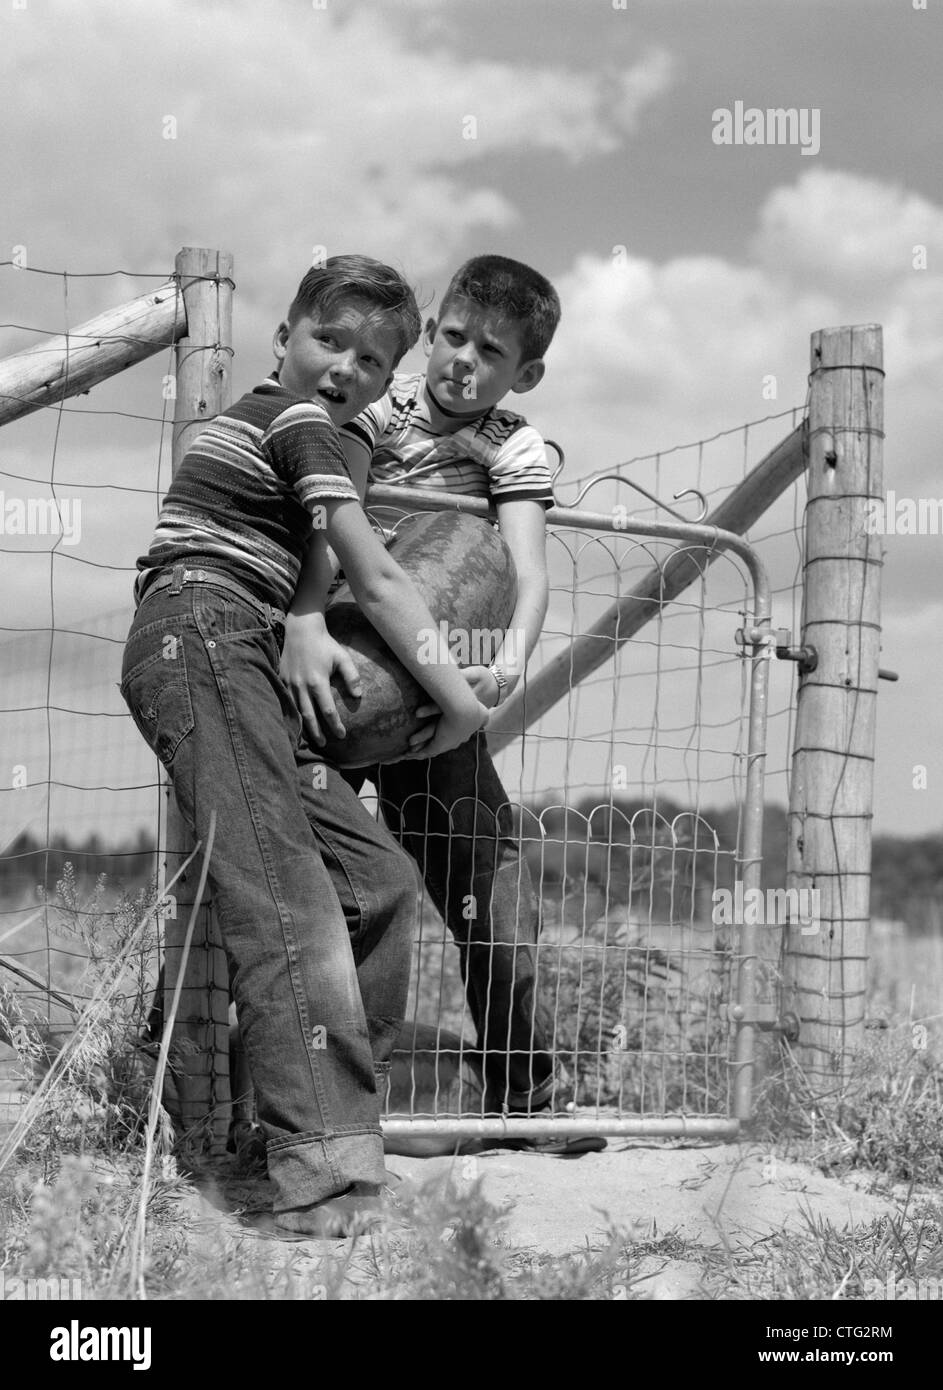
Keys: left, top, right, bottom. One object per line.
{"left": 370, "top": 485, "right": 775, "bottom": 1143}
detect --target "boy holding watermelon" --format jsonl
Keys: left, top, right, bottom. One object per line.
{"left": 283, "top": 255, "right": 605, "bottom": 1153}
{"left": 123, "top": 256, "right": 489, "bottom": 1236}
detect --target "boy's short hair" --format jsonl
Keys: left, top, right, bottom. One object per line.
{"left": 439, "top": 254, "right": 561, "bottom": 362}
{"left": 288, "top": 255, "right": 421, "bottom": 365}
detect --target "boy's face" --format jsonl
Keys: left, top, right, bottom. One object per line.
{"left": 272, "top": 298, "right": 398, "bottom": 426}
{"left": 424, "top": 295, "right": 545, "bottom": 417}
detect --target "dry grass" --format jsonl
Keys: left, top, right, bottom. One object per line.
{"left": 2, "top": 864, "right": 942, "bottom": 1300}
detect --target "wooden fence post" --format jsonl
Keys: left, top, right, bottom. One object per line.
{"left": 163, "top": 248, "right": 234, "bottom": 1154}
{"left": 783, "top": 325, "right": 884, "bottom": 1094}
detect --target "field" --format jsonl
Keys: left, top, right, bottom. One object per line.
{"left": 1, "top": 860, "right": 941, "bottom": 1303}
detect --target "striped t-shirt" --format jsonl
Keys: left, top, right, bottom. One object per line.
{"left": 137, "top": 377, "right": 375, "bottom": 610}
{"left": 341, "top": 372, "right": 554, "bottom": 508}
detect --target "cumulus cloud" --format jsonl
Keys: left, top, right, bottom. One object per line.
{"left": 519, "top": 162, "right": 942, "bottom": 694}
{"left": 515, "top": 166, "right": 942, "bottom": 838}
{"left": 613, "top": 47, "right": 678, "bottom": 132}
{"left": 0, "top": 0, "right": 668, "bottom": 299}
{"left": 752, "top": 168, "right": 943, "bottom": 293}
{"left": 527, "top": 168, "right": 942, "bottom": 484}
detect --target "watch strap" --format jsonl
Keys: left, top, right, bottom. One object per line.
{"left": 488, "top": 661, "right": 509, "bottom": 705}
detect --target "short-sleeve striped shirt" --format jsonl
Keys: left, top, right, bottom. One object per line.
{"left": 137, "top": 377, "right": 360, "bottom": 609}
{"left": 341, "top": 372, "right": 554, "bottom": 507}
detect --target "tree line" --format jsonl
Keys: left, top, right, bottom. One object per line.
{"left": 1, "top": 809, "right": 939, "bottom": 931}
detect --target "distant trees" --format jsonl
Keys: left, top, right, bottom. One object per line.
{"left": 0, "top": 810, "right": 937, "bottom": 932}
{"left": 0, "top": 829, "right": 156, "bottom": 903}
{"left": 871, "top": 833, "right": 943, "bottom": 933}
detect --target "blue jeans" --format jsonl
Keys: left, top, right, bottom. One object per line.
{"left": 120, "top": 573, "right": 416, "bottom": 1211}
{"left": 345, "top": 733, "right": 555, "bottom": 1110}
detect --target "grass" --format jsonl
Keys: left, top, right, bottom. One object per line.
{"left": 1, "top": 865, "right": 942, "bottom": 1300}
{"left": 3, "top": 1143, "right": 942, "bottom": 1301}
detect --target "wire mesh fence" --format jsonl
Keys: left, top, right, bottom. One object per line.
{"left": 1, "top": 254, "right": 842, "bottom": 1144}
{"left": 0, "top": 261, "right": 172, "bottom": 1125}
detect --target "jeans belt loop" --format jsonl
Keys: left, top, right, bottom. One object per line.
{"left": 137, "top": 565, "right": 285, "bottom": 629}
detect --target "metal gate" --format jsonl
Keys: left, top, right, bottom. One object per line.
{"left": 365, "top": 483, "right": 775, "bottom": 1147}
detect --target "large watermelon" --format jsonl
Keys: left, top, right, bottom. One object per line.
{"left": 319, "top": 510, "right": 517, "bottom": 767}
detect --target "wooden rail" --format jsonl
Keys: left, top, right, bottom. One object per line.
{"left": 0, "top": 281, "right": 186, "bottom": 427}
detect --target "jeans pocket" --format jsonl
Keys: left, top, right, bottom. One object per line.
{"left": 120, "top": 636, "right": 195, "bottom": 768}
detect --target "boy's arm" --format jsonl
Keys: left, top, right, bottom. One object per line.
{"left": 494, "top": 497, "right": 549, "bottom": 686}
{"left": 280, "top": 533, "right": 360, "bottom": 745}
{"left": 280, "top": 432, "right": 374, "bottom": 744}
{"left": 460, "top": 497, "right": 549, "bottom": 710}
{"left": 338, "top": 428, "right": 371, "bottom": 503}
{"left": 323, "top": 497, "right": 489, "bottom": 759}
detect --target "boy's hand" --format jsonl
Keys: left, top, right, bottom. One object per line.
{"left": 461, "top": 664, "right": 502, "bottom": 709}
{"left": 280, "top": 613, "right": 362, "bottom": 747}
{"left": 405, "top": 700, "right": 439, "bottom": 755}
{"left": 404, "top": 663, "right": 500, "bottom": 755}
{"left": 395, "top": 700, "right": 490, "bottom": 763}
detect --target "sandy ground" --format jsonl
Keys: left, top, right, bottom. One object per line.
{"left": 391, "top": 1144, "right": 891, "bottom": 1250}
{"left": 180, "top": 1140, "right": 900, "bottom": 1299}
{"left": 0, "top": 1071, "right": 905, "bottom": 1300}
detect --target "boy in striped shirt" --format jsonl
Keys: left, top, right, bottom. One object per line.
{"left": 283, "top": 255, "right": 604, "bottom": 1152}
{"left": 122, "top": 257, "right": 489, "bottom": 1236}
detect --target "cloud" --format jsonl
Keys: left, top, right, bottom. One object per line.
{"left": 513, "top": 166, "right": 943, "bottom": 834}
{"left": 0, "top": 0, "right": 670, "bottom": 297}
{"left": 613, "top": 47, "right": 679, "bottom": 132}
{"left": 752, "top": 168, "right": 943, "bottom": 294}
{"left": 527, "top": 168, "right": 942, "bottom": 475}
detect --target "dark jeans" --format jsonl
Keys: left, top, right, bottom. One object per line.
{"left": 345, "top": 732, "right": 555, "bottom": 1110}
{"left": 120, "top": 575, "right": 416, "bottom": 1210}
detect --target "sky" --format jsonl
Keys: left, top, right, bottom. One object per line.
{"left": 0, "top": 0, "right": 941, "bottom": 845}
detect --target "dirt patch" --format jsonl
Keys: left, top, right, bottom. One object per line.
{"left": 179, "top": 1140, "right": 900, "bottom": 1298}
{"left": 387, "top": 1143, "right": 894, "bottom": 1254}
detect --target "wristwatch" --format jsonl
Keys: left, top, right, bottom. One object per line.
{"left": 487, "top": 661, "right": 509, "bottom": 705}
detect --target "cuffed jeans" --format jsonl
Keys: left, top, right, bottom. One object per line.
{"left": 120, "top": 577, "right": 415, "bottom": 1210}
{"left": 345, "top": 733, "right": 555, "bottom": 1111}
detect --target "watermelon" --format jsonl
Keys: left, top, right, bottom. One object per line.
{"left": 319, "top": 510, "right": 517, "bottom": 767}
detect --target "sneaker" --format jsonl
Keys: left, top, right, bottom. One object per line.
{"left": 499, "top": 1131, "right": 608, "bottom": 1156}
{"left": 495, "top": 1102, "right": 608, "bottom": 1156}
